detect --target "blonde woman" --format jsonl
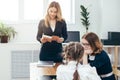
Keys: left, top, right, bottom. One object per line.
{"left": 36, "top": 1, "right": 68, "bottom": 62}
{"left": 56, "top": 42, "right": 101, "bottom": 80}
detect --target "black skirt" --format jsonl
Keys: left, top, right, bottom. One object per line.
{"left": 39, "top": 41, "right": 63, "bottom": 62}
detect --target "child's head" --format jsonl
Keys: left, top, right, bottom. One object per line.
{"left": 63, "top": 42, "right": 84, "bottom": 62}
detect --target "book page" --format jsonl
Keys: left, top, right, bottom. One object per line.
{"left": 37, "top": 61, "right": 54, "bottom": 67}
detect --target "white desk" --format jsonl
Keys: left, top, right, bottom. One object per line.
{"left": 30, "top": 62, "right": 60, "bottom": 80}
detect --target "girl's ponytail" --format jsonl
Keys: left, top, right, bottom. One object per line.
{"left": 73, "top": 69, "right": 79, "bottom": 80}
{"left": 73, "top": 62, "right": 80, "bottom": 80}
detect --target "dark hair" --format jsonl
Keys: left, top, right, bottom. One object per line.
{"left": 73, "top": 63, "right": 80, "bottom": 80}
{"left": 82, "top": 32, "right": 103, "bottom": 55}
{"left": 63, "top": 42, "right": 84, "bottom": 80}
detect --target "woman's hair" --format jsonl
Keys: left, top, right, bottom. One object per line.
{"left": 82, "top": 32, "right": 103, "bottom": 55}
{"left": 44, "top": 1, "right": 63, "bottom": 27}
{"left": 63, "top": 42, "right": 84, "bottom": 80}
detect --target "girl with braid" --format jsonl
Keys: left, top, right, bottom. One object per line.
{"left": 56, "top": 42, "right": 101, "bottom": 80}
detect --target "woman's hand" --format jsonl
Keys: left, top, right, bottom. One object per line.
{"left": 40, "top": 34, "right": 53, "bottom": 43}
{"left": 40, "top": 37, "right": 52, "bottom": 43}
{"left": 83, "top": 53, "right": 88, "bottom": 65}
{"left": 84, "top": 49, "right": 93, "bottom": 55}
{"left": 52, "top": 36, "right": 64, "bottom": 43}
{"left": 56, "top": 37, "right": 64, "bottom": 43}
{"left": 40, "top": 37, "right": 47, "bottom": 43}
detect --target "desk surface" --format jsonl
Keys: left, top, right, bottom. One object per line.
{"left": 30, "top": 62, "right": 60, "bottom": 80}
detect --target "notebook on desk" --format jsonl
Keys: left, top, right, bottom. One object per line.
{"left": 37, "top": 61, "right": 54, "bottom": 67}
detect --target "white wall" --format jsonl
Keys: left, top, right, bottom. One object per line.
{"left": 100, "top": 0, "right": 120, "bottom": 39}
{"left": 9, "top": 23, "right": 39, "bottom": 43}
{"left": 0, "top": 43, "right": 40, "bottom": 80}
{"left": 7, "top": 0, "right": 120, "bottom": 43}
{"left": 79, "top": 0, "right": 102, "bottom": 38}
{"left": 1, "top": 1, "right": 120, "bottom": 80}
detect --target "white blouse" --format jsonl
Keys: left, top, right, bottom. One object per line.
{"left": 56, "top": 61, "right": 101, "bottom": 80}
{"left": 50, "top": 25, "right": 55, "bottom": 32}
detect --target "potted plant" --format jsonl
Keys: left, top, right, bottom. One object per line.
{"left": 0, "top": 22, "right": 17, "bottom": 43}
{"left": 80, "top": 5, "right": 90, "bottom": 33}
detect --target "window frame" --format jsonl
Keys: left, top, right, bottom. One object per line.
{"left": 0, "top": 0, "right": 75, "bottom": 24}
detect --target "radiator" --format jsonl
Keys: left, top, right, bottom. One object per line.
{"left": 11, "top": 50, "right": 39, "bottom": 78}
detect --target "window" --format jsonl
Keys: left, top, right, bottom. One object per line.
{"left": 0, "top": 0, "right": 75, "bottom": 24}
{"left": 0, "top": 0, "right": 18, "bottom": 21}
{"left": 24, "top": 0, "right": 43, "bottom": 20}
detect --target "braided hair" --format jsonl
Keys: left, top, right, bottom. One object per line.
{"left": 63, "top": 42, "right": 84, "bottom": 80}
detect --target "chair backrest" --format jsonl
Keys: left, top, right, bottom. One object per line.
{"left": 64, "top": 31, "right": 80, "bottom": 43}
{"left": 108, "top": 32, "right": 120, "bottom": 40}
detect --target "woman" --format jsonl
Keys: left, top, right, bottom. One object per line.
{"left": 81, "top": 32, "right": 115, "bottom": 80}
{"left": 36, "top": 1, "right": 68, "bottom": 62}
{"left": 56, "top": 42, "right": 101, "bottom": 80}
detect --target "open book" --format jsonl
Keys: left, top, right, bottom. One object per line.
{"left": 42, "top": 34, "right": 52, "bottom": 39}
{"left": 42, "top": 34, "right": 60, "bottom": 41}
{"left": 37, "top": 61, "right": 54, "bottom": 67}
